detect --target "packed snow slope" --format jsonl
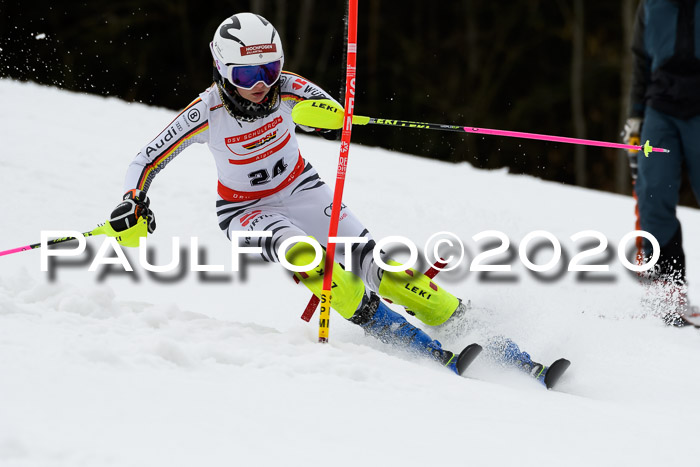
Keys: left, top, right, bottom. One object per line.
{"left": 1, "top": 79, "right": 700, "bottom": 467}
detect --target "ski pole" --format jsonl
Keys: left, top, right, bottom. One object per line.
{"left": 291, "top": 99, "right": 670, "bottom": 157}
{"left": 0, "top": 228, "right": 103, "bottom": 257}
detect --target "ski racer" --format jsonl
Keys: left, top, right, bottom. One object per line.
{"left": 106, "top": 12, "right": 560, "bottom": 384}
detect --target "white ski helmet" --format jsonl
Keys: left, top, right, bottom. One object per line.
{"left": 210, "top": 13, "right": 284, "bottom": 89}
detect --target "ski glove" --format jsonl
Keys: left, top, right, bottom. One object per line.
{"left": 109, "top": 189, "right": 156, "bottom": 233}
{"left": 621, "top": 117, "right": 642, "bottom": 180}
{"left": 296, "top": 124, "right": 341, "bottom": 141}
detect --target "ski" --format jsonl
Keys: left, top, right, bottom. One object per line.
{"left": 455, "top": 343, "right": 483, "bottom": 375}
{"left": 677, "top": 317, "right": 700, "bottom": 329}
{"left": 539, "top": 358, "right": 571, "bottom": 390}
{"left": 673, "top": 308, "right": 700, "bottom": 328}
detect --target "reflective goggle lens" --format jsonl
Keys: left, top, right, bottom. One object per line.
{"left": 230, "top": 61, "right": 282, "bottom": 89}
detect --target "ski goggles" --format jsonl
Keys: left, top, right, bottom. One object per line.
{"left": 211, "top": 43, "right": 282, "bottom": 90}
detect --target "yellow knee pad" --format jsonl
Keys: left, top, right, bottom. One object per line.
{"left": 285, "top": 239, "right": 365, "bottom": 319}
{"left": 377, "top": 260, "right": 459, "bottom": 326}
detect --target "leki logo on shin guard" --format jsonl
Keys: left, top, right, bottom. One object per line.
{"left": 404, "top": 283, "right": 435, "bottom": 300}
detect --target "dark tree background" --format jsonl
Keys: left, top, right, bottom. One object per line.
{"left": 1, "top": 0, "right": 696, "bottom": 207}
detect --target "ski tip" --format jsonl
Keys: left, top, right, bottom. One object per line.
{"left": 544, "top": 358, "right": 571, "bottom": 390}
{"left": 456, "top": 343, "right": 483, "bottom": 375}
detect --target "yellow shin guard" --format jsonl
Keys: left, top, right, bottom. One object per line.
{"left": 377, "top": 261, "right": 460, "bottom": 326}
{"left": 285, "top": 239, "right": 365, "bottom": 319}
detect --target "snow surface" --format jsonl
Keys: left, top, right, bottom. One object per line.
{"left": 1, "top": 79, "right": 700, "bottom": 466}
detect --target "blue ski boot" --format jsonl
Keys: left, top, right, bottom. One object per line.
{"left": 486, "top": 336, "right": 548, "bottom": 384}
{"left": 486, "top": 336, "right": 571, "bottom": 389}
{"left": 350, "top": 293, "right": 481, "bottom": 375}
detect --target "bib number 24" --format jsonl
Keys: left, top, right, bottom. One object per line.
{"left": 248, "top": 158, "right": 288, "bottom": 186}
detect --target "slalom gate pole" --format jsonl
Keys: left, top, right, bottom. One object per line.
{"left": 423, "top": 257, "right": 449, "bottom": 280}
{"left": 317, "top": 0, "right": 359, "bottom": 343}
{"left": 0, "top": 229, "right": 102, "bottom": 257}
{"left": 291, "top": 99, "right": 670, "bottom": 156}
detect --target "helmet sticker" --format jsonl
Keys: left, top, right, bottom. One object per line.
{"left": 240, "top": 44, "right": 277, "bottom": 56}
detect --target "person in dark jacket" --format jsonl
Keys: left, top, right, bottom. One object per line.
{"left": 622, "top": 0, "right": 700, "bottom": 325}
